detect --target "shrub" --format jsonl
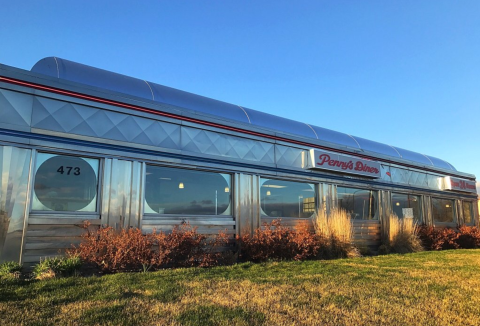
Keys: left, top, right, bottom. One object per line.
{"left": 154, "top": 223, "right": 231, "bottom": 268}
{"left": 418, "top": 225, "right": 459, "bottom": 250}
{"left": 313, "top": 208, "right": 360, "bottom": 259}
{"left": 72, "top": 222, "right": 231, "bottom": 273}
{"left": 238, "top": 220, "right": 322, "bottom": 262}
{"left": 0, "top": 261, "right": 22, "bottom": 280}
{"left": 387, "top": 214, "right": 423, "bottom": 254}
{"left": 71, "top": 223, "right": 156, "bottom": 273}
{"left": 456, "top": 226, "right": 480, "bottom": 249}
{"left": 33, "top": 256, "right": 82, "bottom": 280}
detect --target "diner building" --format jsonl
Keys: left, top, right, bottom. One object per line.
{"left": 0, "top": 57, "right": 477, "bottom": 263}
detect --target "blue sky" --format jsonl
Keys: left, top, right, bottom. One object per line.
{"left": 1, "top": 1, "right": 479, "bottom": 189}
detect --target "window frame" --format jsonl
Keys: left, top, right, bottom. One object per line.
{"left": 29, "top": 150, "right": 103, "bottom": 216}
{"left": 143, "top": 164, "right": 234, "bottom": 218}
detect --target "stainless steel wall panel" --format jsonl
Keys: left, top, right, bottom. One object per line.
{"left": 181, "top": 127, "right": 275, "bottom": 164}
{"left": 275, "top": 145, "right": 304, "bottom": 168}
{"left": 32, "top": 96, "right": 181, "bottom": 150}
{"left": 235, "top": 173, "right": 260, "bottom": 237}
{"left": 101, "top": 158, "right": 143, "bottom": 229}
{"left": 0, "top": 146, "right": 32, "bottom": 263}
{"left": 0, "top": 89, "right": 33, "bottom": 130}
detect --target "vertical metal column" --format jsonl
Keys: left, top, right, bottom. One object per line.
{"left": 235, "top": 173, "right": 260, "bottom": 237}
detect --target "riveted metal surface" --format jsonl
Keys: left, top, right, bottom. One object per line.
{"left": 0, "top": 146, "right": 32, "bottom": 263}
{"left": 0, "top": 89, "right": 33, "bottom": 130}
{"left": 31, "top": 96, "right": 181, "bottom": 150}
{"left": 181, "top": 127, "right": 275, "bottom": 164}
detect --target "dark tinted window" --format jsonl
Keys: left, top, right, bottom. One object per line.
{"left": 432, "top": 198, "right": 455, "bottom": 223}
{"left": 144, "top": 166, "right": 231, "bottom": 215}
{"left": 463, "top": 201, "right": 474, "bottom": 225}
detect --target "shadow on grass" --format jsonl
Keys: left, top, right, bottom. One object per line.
{"left": 177, "top": 305, "right": 265, "bottom": 326}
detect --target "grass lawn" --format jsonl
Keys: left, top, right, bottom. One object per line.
{"left": 1, "top": 250, "right": 480, "bottom": 326}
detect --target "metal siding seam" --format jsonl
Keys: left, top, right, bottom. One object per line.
{"left": 388, "top": 145, "right": 402, "bottom": 158}
{"left": 237, "top": 106, "right": 251, "bottom": 123}
{"left": 347, "top": 134, "right": 362, "bottom": 149}
{"left": 305, "top": 123, "right": 318, "bottom": 139}
{"left": 53, "top": 57, "right": 60, "bottom": 78}
{"left": 421, "top": 154, "right": 435, "bottom": 166}
{"left": 144, "top": 81, "right": 155, "bottom": 100}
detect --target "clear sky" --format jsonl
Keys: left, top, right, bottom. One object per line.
{"left": 1, "top": 1, "right": 479, "bottom": 190}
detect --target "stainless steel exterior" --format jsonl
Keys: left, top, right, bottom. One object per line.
{"left": 30, "top": 57, "right": 458, "bottom": 171}
{"left": 0, "top": 60, "right": 478, "bottom": 263}
{"left": 235, "top": 173, "right": 260, "bottom": 237}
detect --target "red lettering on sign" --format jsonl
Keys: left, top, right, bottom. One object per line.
{"left": 317, "top": 154, "right": 378, "bottom": 174}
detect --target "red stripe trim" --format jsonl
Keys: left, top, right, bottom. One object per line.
{"left": 0, "top": 76, "right": 473, "bottom": 180}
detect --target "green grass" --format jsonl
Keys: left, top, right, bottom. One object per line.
{"left": 2, "top": 250, "right": 480, "bottom": 325}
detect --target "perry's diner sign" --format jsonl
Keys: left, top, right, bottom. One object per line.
{"left": 443, "top": 176, "right": 477, "bottom": 193}
{"left": 307, "top": 149, "right": 381, "bottom": 178}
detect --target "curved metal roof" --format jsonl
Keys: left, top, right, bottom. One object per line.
{"left": 31, "top": 57, "right": 456, "bottom": 171}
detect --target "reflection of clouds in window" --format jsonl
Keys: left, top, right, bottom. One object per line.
{"left": 32, "top": 153, "right": 99, "bottom": 212}
{"left": 260, "top": 178, "right": 315, "bottom": 218}
{"left": 144, "top": 166, "right": 232, "bottom": 215}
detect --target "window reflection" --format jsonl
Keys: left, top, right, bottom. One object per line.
{"left": 32, "top": 153, "right": 99, "bottom": 212}
{"left": 432, "top": 198, "right": 455, "bottom": 223}
{"left": 391, "top": 193, "right": 422, "bottom": 221}
{"left": 144, "top": 166, "right": 231, "bottom": 215}
{"left": 337, "top": 186, "right": 377, "bottom": 220}
{"left": 462, "top": 201, "right": 474, "bottom": 225}
{"left": 260, "top": 179, "right": 315, "bottom": 218}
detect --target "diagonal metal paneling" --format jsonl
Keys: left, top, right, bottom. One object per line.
{"left": 0, "top": 89, "right": 33, "bottom": 128}
{"left": 181, "top": 127, "right": 275, "bottom": 164}
{"left": 31, "top": 96, "right": 181, "bottom": 149}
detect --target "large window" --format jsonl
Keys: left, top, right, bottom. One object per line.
{"left": 260, "top": 178, "right": 315, "bottom": 218}
{"left": 431, "top": 198, "right": 455, "bottom": 223}
{"left": 463, "top": 201, "right": 474, "bottom": 225}
{"left": 392, "top": 193, "right": 422, "bottom": 221}
{"left": 144, "top": 166, "right": 231, "bottom": 215}
{"left": 337, "top": 186, "right": 377, "bottom": 220}
{"left": 32, "top": 153, "right": 99, "bottom": 212}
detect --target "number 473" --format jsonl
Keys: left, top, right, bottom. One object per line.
{"left": 57, "top": 166, "right": 81, "bottom": 176}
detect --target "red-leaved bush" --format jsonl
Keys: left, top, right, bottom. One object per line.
{"left": 417, "top": 225, "right": 460, "bottom": 250}
{"left": 70, "top": 222, "right": 231, "bottom": 273}
{"left": 456, "top": 226, "right": 480, "bottom": 249}
{"left": 238, "top": 220, "right": 324, "bottom": 262}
